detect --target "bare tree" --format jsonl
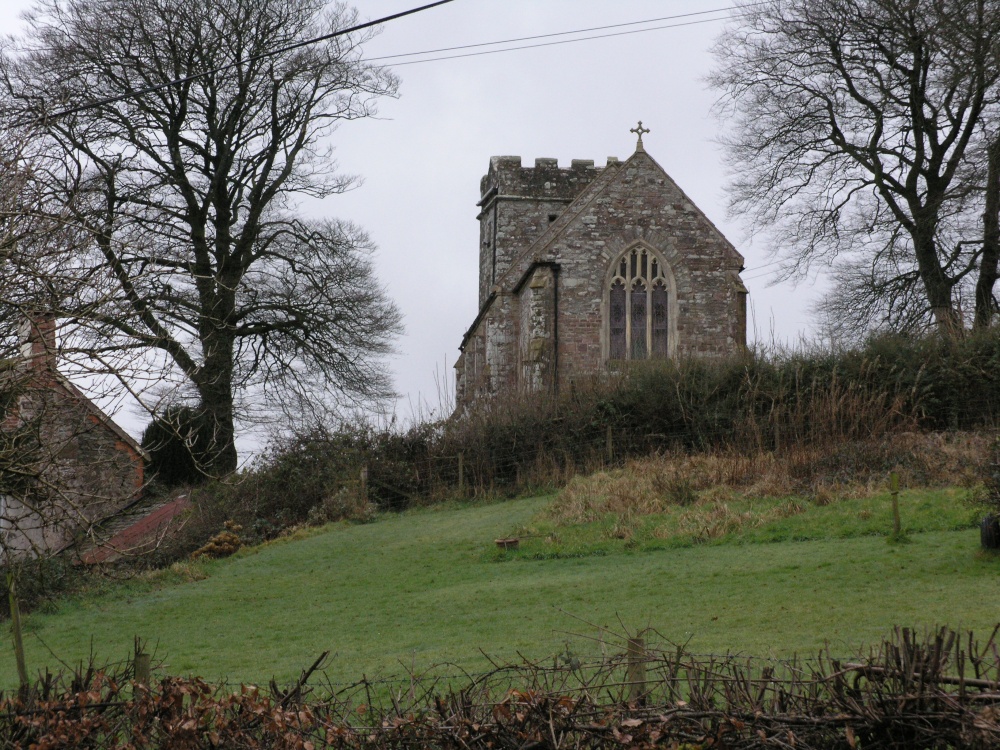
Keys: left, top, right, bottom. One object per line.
{"left": 0, "top": 0, "right": 403, "bottom": 475}
{"left": 711, "top": 0, "right": 1000, "bottom": 334}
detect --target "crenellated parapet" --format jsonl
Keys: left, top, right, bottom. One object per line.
{"left": 478, "top": 156, "right": 612, "bottom": 203}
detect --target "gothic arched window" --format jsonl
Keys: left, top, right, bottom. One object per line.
{"left": 608, "top": 247, "right": 670, "bottom": 360}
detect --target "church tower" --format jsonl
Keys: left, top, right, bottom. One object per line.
{"left": 475, "top": 156, "right": 608, "bottom": 306}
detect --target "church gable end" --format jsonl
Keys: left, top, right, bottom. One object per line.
{"left": 457, "top": 131, "right": 747, "bottom": 410}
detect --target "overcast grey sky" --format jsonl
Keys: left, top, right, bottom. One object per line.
{"left": 0, "top": 0, "right": 826, "bottom": 438}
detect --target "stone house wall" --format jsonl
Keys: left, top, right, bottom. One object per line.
{"left": 0, "top": 316, "right": 145, "bottom": 558}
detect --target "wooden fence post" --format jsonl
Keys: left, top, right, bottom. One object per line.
{"left": 458, "top": 452, "right": 465, "bottom": 496}
{"left": 6, "top": 571, "right": 28, "bottom": 691}
{"left": 133, "top": 637, "right": 151, "bottom": 686}
{"left": 890, "top": 471, "right": 901, "bottom": 537}
{"left": 606, "top": 426, "right": 614, "bottom": 464}
{"left": 360, "top": 466, "right": 369, "bottom": 505}
{"left": 626, "top": 635, "right": 647, "bottom": 705}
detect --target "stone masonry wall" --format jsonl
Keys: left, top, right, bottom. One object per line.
{"left": 485, "top": 293, "right": 518, "bottom": 396}
{"left": 476, "top": 156, "right": 610, "bottom": 307}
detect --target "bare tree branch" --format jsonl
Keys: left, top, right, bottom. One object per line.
{"left": 711, "top": 0, "right": 1000, "bottom": 334}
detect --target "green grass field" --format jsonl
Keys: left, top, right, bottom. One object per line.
{"left": 2, "top": 488, "right": 999, "bottom": 690}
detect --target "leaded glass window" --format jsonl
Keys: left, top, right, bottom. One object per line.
{"left": 652, "top": 281, "right": 668, "bottom": 356}
{"left": 609, "top": 280, "right": 627, "bottom": 360}
{"left": 607, "top": 247, "right": 670, "bottom": 361}
{"left": 630, "top": 281, "right": 647, "bottom": 359}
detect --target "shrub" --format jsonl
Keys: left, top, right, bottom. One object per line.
{"left": 141, "top": 406, "right": 211, "bottom": 488}
{"left": 972, "top": 437, "right": 1000, "bottom": 516}
{"left": 190, "top": 521, "right": 243, "bottom": 559}
{"left": 306, "top": 488, "right": 376, "bottom": 526}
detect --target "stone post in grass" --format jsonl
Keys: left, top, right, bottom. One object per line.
{"left": 133, "top": 637, "right": 151, "bottom": 686}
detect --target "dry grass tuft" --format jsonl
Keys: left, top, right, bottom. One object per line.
{"left": 139, "top": 560, "right": 208, "bottom": 584}
{"left": 606, "top": 509, "right": 638, "bottom": 541}
{"left": 548, "top": 432, "right": 989, "bottom": 526}
{"left": 658, "top": 497, "right": 807, "bottom": 543}
{"left": 552, "top": 470, "right": 667, "bottom": 524}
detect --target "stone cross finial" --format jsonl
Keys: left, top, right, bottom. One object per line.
{"left": 630, "top": 121, "right": 650, "bottom": 152}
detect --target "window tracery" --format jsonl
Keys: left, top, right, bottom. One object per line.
{"left": 608, "top": 247, "right": 670, "bottom": 360}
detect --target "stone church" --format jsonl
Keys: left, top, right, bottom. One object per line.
{"left": 455, "top": 126, "right": 748, "bottom": 409}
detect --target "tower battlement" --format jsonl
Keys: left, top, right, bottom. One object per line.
{"left": 479, "top": 156, "right": 618, "bottom": 202}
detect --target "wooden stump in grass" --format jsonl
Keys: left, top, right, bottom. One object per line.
{"left": 981, "top": 515, "right": 1000, "bottom": 549}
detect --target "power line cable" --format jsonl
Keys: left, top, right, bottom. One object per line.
{"left": 743, "top": 268, "right": 789, "bottom": 282}
{"left": 24, "top": 0, "right": 456, "bottom": 126}
{"left": 388, "top": 16, "right": 735, "bottom": 67}
{"left": 742, "top": 258, "right": 787, "bottom": 274}
{"left": 367, "top": 5, "right": 756, "bottom": 62}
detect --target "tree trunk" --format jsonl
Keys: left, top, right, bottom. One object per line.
{"left": 194, "top": 333, "right": 238, "bottom": 476}
{"left": 911, "top": 222, "right": 961, "bottom": 334}
{"left": 975, "top": 137, "right": 1000, "bottom": 329}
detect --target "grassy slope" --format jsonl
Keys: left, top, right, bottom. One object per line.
{"left": 2, "top": 491, "right": 999, "bottom": 689}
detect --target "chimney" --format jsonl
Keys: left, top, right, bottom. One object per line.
{"left": 18, "top": 311, "right": 58, "bottom": 371}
